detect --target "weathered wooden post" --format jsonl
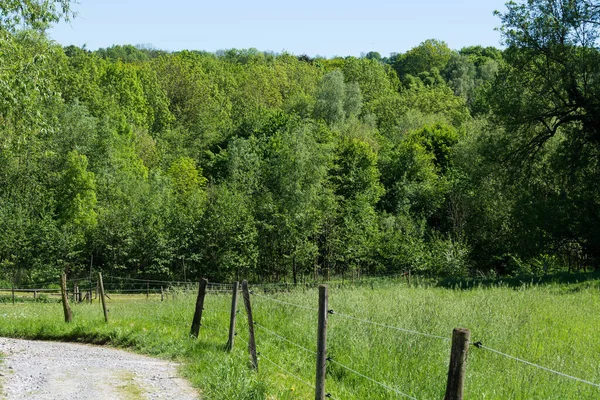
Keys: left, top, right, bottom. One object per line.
{"left": 190, "top": 278, "right": 208, "bottom": 338}
{"left": 241, "top": 280, "right": 258, "bottom": 370}
{"left": 98, "top": 273, "right": 108, "bottom": 323}
{"left": 60, "top": 273, "right": 73, "bottom": 323}
{"left": 315, "top": 284, "right": 328, "bottom": 400}
{"left": 226, "top": 281, "right": 240, "bottom": 351}
{"left": 444, "top": 328, "right": 471, "bottom": 400}
{"left": 11, "top": 280, "right": 15, "bottom": 305}
{"left": 160, "top": 286, "right": 164, "bottom": 301}
{"left": 146, "top": 280, "right": 150, "bottom": 299}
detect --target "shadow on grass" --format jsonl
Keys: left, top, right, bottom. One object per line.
{"left": 437, "top": 270, "right": 600, "bottom": 290}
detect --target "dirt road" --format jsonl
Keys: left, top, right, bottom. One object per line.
{"left": 0, "top": 337, "right": 199, "bottom": 400}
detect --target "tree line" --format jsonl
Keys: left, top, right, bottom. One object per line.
{"left": 1, "top": 0, "right": 599, "bottom": 285}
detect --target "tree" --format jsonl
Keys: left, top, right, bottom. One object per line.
{"left": 365, "top": 51, "right": 382, "bottom": 61}
{"left": 313, "top": 71, "right": 363, "bottom": 126}
{"left": 494, "top": 0, "right": 600, "bottom": 157}
{"left": 0, "top": 0, "right": 73, "bottom": 32}
{"left": 332, "top": 137, "right": 384, "bottom": 275}
{"left": 394, "top": 39, "right": 453, "bottom": 79}
{"left": 491, "top": 0, "right": 600, "bottom": 267}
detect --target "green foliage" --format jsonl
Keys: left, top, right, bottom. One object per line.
{"left": 55, "top": 150, "right": 97, "bottom": 230}
{"left": 313, "top": 70, "right": 348, "bottom": 126}
{"left": 168, "top": 157, "right": 207, "bottom": 199}
{"left": 394, "top": 39, "right": 453, "bottom": 79}
{"left": 2, "top": 0, "right": 600, "bottom": 283}
{"left": 0, "top": 0, "right": 73, "bottom": 32}
{"left": 196, "top": 185, "right": 258, "bottom": 281}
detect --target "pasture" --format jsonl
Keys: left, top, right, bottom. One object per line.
{"left": 1, "top": 276, "right": 599, "bottom": 399}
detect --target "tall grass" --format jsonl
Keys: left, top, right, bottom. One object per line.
{"left": 1, "top": 279, "right": 599, "bottom": 399}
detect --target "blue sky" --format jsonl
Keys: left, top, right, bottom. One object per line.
{"left": 49, "top": 0, "right": 509, "bottom": 57}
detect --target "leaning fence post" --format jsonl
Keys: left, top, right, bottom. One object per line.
{"left": 190, "top": 278, "right": 208, "bottom": 338}
{"left": 60, "top": 273, "right": 73, "bottom": 323}
{"left": 241, "top": 280, "right": 258, "bottom": 370}
{"left": 315, "top": 284, "right": 329, "bottom": 400}
{"left": 444, "top": 328, "right": 471, "bottom": 400}
{"left": 98, "top": 273, "right": 108, "bottom": 322}
{"left": 226, "top": 281, "right": 240, "bottom": 351}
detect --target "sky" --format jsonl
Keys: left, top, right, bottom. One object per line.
{"left": 49, "top": 0, "right": 509, "bottom": 57}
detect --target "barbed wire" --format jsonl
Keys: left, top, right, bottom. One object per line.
{"left": 0, "top": 288, "right": 61, "bottom": 292}
{"left": 105, "top": 276, "right": 189, "bottom": 285}
{"left": 473, "top": 342, "right": 600, "bottom": 389}
{"left": 251, "top": 292, "right": 318, "bottom": 312}
{"left": 254, "top": 322, "right": 316, "bottom": 356}
{"left": 237, "top": 324, "right": 336, "bottom": 399}
{"left": 329, "top": 310, "right": 451, "bottom": 342}
{"left": 103, "top": 275, "right": 233, "bottom": 288}
{"left": 328, "top": 358, "right": 418, "bottom": 400}
{"left": 0, "top": 276, "right": 91, "bottom": 289}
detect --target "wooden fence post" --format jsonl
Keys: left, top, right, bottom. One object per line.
{"left": 190, "top": 278, "right": 208, "bottom": 338}
{"left": 444, "top": 328, "right": 471, "bottom": 400}
{"left": 98, "top": 273, "right": 108, "bottom": 322}
{"left": 89, "top": 276, "right": 93, "bottom": 304}
{"left": 11, "top": 280, "right": 15, "bottom": 305}
{"left": 60, "top": 273, "right": 72, "bottom": 323}
{"left": 315, "top": 284, "right": 329, "bottom": 400}
{"left": 146, "top": 280, "right": 149, "bottom": 299}
{"left": 226, "top": 281, "right": 239, "bottom": 351}
{"left": 161, "top": 286, "right": 164, "bottom": 301}
{"left": 241, "top": 280, "right": 258, "bottom": 370}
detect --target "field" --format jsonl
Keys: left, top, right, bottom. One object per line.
{"left": 1, "top": 276, "right": 600, "bottom": 399}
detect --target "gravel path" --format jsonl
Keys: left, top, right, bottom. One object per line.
{"left": 0, "top": 338, "right": 200, "bottom": 400}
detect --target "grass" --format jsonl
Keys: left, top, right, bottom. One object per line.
{"left": 114, "top": 371, "right": 145, "bottom": 400}
{"left": 0, "top": 278, "right": 599, "bottom": 399}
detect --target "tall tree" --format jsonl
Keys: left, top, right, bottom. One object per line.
{"left": 493, "top": 0, "right": 600, "bottom": 158}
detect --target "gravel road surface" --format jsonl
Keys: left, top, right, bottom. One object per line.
{"left": 0, "top": 337, "right": 200, "bottom": 400}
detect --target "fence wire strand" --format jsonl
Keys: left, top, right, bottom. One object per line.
{"left": 254, "top": 322, "right": 317, "bottom": 356}
{"left": 328, "top": 358, "right": 418, "bottom": 400}
{"left": 252, "top": 292, "right": 318, "bottom": 312}
{"left": 475, "top": 343, "right": 600, "bottom": 389}
{"left": 330, "top": 310, "right": 451, "bottom": 342}
{"left": 259, "top": 351, "right": 316, "bottom": 391}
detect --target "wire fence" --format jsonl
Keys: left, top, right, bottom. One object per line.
{"left": 248, "top": 286, "right": 600, "bottom": 398}
{"left": 329, "top": 309, "right": 451, "bottom": 342}
{"left": 473, "top": 342, "right": 600, "bottom": 389}
{"left": 249, "top": 290, "right": 426, "bottom": 399}
{"left": 3, "top": 273, "right": 600, "bottom": 398}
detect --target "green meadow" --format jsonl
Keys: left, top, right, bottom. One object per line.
{"left": 1, "top": 278, "right": 600, "bottom": 399}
